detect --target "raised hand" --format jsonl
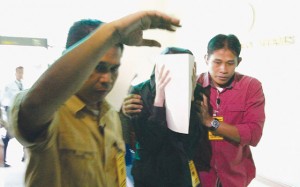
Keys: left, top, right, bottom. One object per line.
{"left": 154, "top": 65, "right": 171, "bottom": 107}
{"left": 199, "top": 94, "right": 213, "bottom": 127}
{"left": 112, "top": 10, "right": 181, "bottom": 47}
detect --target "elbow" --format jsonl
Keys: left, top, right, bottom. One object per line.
{"left": 237, "top": 122, "right": 264, "bottom": 147}
{"left": 249, "top": 130, "right": 263, "bottom": 147}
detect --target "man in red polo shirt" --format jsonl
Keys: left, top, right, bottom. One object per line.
{"left": 197, "top": 34, "right": 265, "bottom": 187}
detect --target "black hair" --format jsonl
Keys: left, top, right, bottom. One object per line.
{"left": 151, "top": 47, "right": 194, "bottom": 76}
{"left": 65, "top": 19, "right": 124, "bottom": 51}
{"left": 207, "top": 34, "right": 241, "bottom": 57}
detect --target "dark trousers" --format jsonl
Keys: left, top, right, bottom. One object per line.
{"left": 1, "top": 131, "right": 10, "bottom": 163}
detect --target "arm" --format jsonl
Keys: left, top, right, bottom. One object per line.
{"left": 235, "top": 80, "right": 265, "bottom": 146}
{"left": 18, "top": 11, "right": 181, "bottom": 140}
{"left": 121, "top": 65, "right": 171, "bottom": 150}
{"left": 121, "top": 91, "right": 168, "bottom": 152}
{"left": 122, "top": 64, "right": 171, "bottom": 116}
{"left": 200, "top": 94, "right": 241, "bottom": 143}
{"left": 199, "top": 80, "right": 265, "bottom": 145}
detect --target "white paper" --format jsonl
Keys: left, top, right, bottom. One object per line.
{"left": 155, "top": 54, "right": 194, "bottom": 134}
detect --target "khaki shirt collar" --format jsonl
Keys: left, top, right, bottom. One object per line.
{"left": 65, "top": 95, "right": 110, "bottom": 117}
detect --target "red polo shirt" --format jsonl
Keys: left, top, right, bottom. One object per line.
{"left": 198, "top": 72, "right": 265, "bottom": 187}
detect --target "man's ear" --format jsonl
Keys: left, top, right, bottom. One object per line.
{"left": 237, "top": 57, "right": 242, "bottom": 66}
{"left": 204, "top": 54, "right": 209, "bottom": 65}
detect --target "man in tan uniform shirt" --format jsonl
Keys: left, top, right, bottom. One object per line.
{"left": 9, "top": 11, "right": 181, "bottom": 187}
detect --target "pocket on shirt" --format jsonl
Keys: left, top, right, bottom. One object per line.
{"left": 58, "top": 133, "right": 97, "bottom": 159}
{"left": 224, "top": 104, "right": 246, "bottom": 123}
{"left": 58, "top": 133, "right": 99, "bottom": 184}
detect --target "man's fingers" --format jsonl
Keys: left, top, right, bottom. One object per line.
{"left": 123, "top": 95, "right": 143, "bottom": 110}
{"left": 125, "top": 102, "right": 143, "bottom": 109}
{"left": 140, "top": 39, "right": 161, "bottom": 47}
{"left": 139, "top": 11, "right": 181, "bottom": 30}
{"left": 117, "top": 11, "right": 180, "bottom": 47}
{"left": 123, "top": 98, "right": 142, "bottom": 108}
{"left": 122, "top": 105, "right": 141, "bottom": 117}
{"left": 124, "top": 94, "right": 141, "bottom": 101}
{"left": 123, "top": 103, "right": 143, "bottom": 115}
{"left": 122, "top": 94, "right": 143, "bottom": 115}
{"left": 148, "top": 11, "right": 181, "bottom": 30}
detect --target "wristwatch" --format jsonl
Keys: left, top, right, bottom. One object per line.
{"left": 210, "top": 118, "right": 220, "bottom": 131}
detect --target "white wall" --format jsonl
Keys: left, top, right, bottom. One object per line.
{"left": 115, "top": 2, "right": 300, "bottom": 186}
{"left": 0, "top": 0, "right": 299, "bottom": 186}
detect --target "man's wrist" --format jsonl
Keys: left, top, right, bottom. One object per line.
{"left": 205, "top": 118, "right": 213, "bottom": 128}
{"left": 97, "top": 21, "right": 122, "bottom": 47}
{"left": 110, "top": 21, "right": 123, "bottom": 44}
{"left": 209, "top": 118, "right": 220, "bottom": 131}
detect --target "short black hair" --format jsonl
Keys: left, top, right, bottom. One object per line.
{"left": 207, "top": 34, "right": 241, "bottom": 57}
{"left": 65, "top": 19, "right": 124, "bottom": 51}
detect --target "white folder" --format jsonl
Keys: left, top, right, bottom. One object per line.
{"left": 155, "top": 53, "right": 194, "bottom": 134}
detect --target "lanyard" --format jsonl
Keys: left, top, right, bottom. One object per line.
{"left": 213, "top": 90, "right": 221, "bottom": 116}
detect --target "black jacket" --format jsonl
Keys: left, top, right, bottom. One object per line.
{"left": 128, "top": 75, "right": 211, "bottom": 187}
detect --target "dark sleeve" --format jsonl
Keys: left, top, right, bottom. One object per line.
{"left": 149, "top": 106, "right": 165, "bottom": 121}
{"left": 133, "top": 107, "right": 169, "bottom": 153}
{"left": 129, "top": 82, "right": 169, "bottom": 152}
{"left": 190, "top": 84, "right": 212, "bottom": 171}
{"left": 119, "top": 112, "right": 134, "bottom": 145}
{"left": 193, "top": 125, "right": 212, "bottom": 172}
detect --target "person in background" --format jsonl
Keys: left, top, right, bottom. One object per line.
{"left": 1, "top": 66, "right": 24, "bottom": 167}
{"left": 0, "top": 138, "right": 3, "bottom": 167}
{"left": 0, "top": 103, "right": 8, "bottom": 167}
{"left": 2, "top": 66, "right": 24, "bottom": 113}
{"left": 121, "top": 47, "right": 211, "bottom": 187}
{"left": 197, "top": 34, "right": 265, "bottom": 187}
{"left": 8, "top": 11, "right": 181, "bottom": 187}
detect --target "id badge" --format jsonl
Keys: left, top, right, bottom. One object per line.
{"left": 189, "top": 160, "right": 200, "bottom": 187}
{"left": 208, "top": 116, "right": 224, "bottom": 141}
{"left": 116, "top": 152, "right": 126, "bottom": 187}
